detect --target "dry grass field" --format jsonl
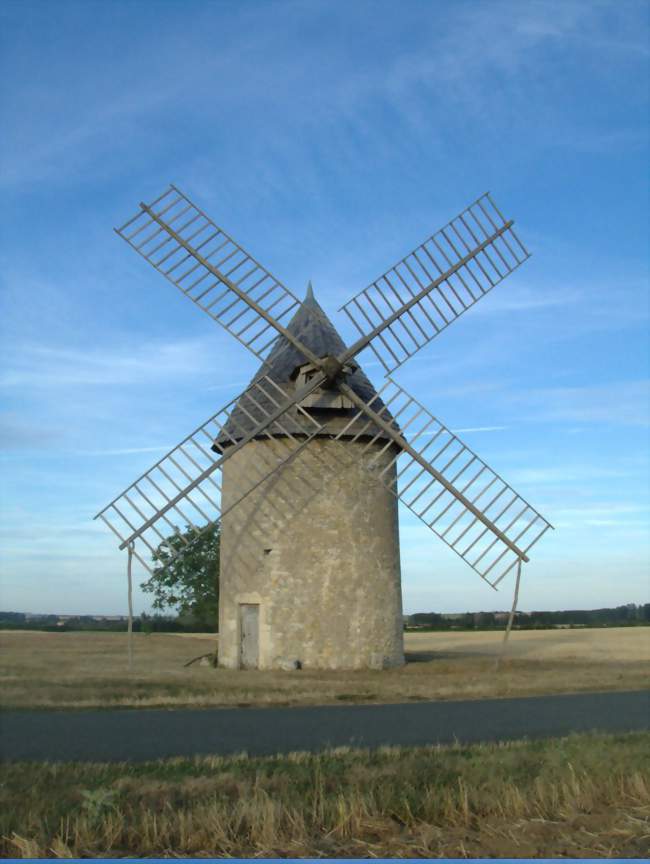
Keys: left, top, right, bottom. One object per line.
{"left": 2, "top": 731, "right": 649, "bottom": 857}
{"left": 1, "top": 626, "right": 648, "bottom": 710}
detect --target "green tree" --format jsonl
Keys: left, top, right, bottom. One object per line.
{"left": 141, "top": 524, "right": 220, "bottom": 630}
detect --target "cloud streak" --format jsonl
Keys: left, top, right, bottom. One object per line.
{"left": 517, "top": 381, "right": 650, "bottom": 427}
{"left": 78, "top": 445, "right": 173, "bottom": 457}
{"left": 452, "top": 426, "right": 508, "bottom": 434}
{"left": 0, "top": 338, "right": 224, "bottom": 390}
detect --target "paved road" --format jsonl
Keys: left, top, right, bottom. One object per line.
{"left": 1, "top": 690, "right": 648, "bottom": 763}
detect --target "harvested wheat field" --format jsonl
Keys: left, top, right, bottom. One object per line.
{"left": 1, "top": 627, "right": 647, "bottom": 711}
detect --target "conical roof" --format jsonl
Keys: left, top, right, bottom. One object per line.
{"left": 216, "top": 285, "right": 397, "bottom": 446}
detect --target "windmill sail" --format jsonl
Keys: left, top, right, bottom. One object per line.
{"left": 102, "top": 183, "right": 553, "bottom": 591}
{"left": 115, "top": 185, "right": 304, "bottom": 362}
{"left": 95, "top": 376, "right": 323, "bottom": 573}
{"left": 336, "top": 379, "right": 552, "bottom": 587}
{"left": 340, "top": 193, "right": 530, "bottom": 374}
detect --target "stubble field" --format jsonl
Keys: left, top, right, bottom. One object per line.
{"left": 1, "top": 626, "right": 648, "bottom": 710}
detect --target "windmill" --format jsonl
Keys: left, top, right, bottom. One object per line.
{"left": 95, "top": 185, "right": 553, "bottom": 670}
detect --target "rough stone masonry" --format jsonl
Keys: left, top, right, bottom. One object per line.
{"left": 216, "top": 286, "right": 404, "bottom": 670}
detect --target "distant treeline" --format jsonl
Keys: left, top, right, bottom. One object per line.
{"left": 406, "top": 604, "right": 650, "bottom": 631}
{"left": 3, "top": 604, "right": 649, "bottom": 633}
{"left": 0, "top": 611, "right": 211, "bottom": 633}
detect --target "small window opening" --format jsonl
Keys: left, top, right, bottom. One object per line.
{"left": 263, "top": 548, "right": 272, "bottom": 555}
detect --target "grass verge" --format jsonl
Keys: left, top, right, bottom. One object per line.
{"left": 2, "top": 731, "right": 649, "bottom": 858}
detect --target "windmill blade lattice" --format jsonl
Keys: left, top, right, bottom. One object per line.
{"left": 95, "top": 376, "right": 323, "bottom": 573}
{"left": 340, "top": 193, "right": 530, "bottom": 374}
{"left": 101, "top": 182, "right": 552, "bottom": 593}
{"left": 115, "top": 185, "right": 303, "bottom": 362}
{"left": 335, "top": 379, "right": 552, "bottom": 587}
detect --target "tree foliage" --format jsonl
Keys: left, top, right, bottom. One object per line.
{"left": 141, "top": 524, "right": 220, "bottom": 629}
{"left": 406, "top": 604, "right": 650, "bottom": 630}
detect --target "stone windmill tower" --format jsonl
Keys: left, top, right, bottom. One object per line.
{"left": 218, "top": 284, "right": 403, "bottom": 670}
{"left": 96, "top": 185, "right": 553, "bottom": 672}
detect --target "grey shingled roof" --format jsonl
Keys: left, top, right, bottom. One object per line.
{"left": 215, "top": 285, "right": 397, "bottom": 447}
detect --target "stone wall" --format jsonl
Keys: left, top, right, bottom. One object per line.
{"left": 218, "top": 437, "right": 404, "bottom": 670}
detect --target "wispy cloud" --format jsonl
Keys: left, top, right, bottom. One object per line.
{"left": 452, "top": 425, "right": 508, "bottom": 434}
{"left": 550, "top": 502, "right": 650, "bottom": 531}
{"left": 517, "top": 380, "right": 650, "bottom": 427}
{"left": 508, "top": 465, "right": 639, "bottom": 486}
{"left": 0, "top": 338, "right": 217, "bottom": 390}
{"left": 471, "top": 284, "right": 582, "bottom": 315}
{"left": 3, "top": 0, "right": 646, "bottom": 196}
{"left": 205, "top": 381, "right": 249, "bottom": 392}
{"left": 78, "top": 445, "right": 173, "bottom": 457}
{"left": 0, "top": 414, "right": 65, "bottom": 450}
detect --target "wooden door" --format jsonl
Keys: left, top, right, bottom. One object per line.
{"left": 239, "top": 604, "right": 259, "bottom": 669}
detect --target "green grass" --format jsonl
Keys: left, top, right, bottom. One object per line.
{"left": 2, "top": 731, "right": 649, "bottom": 858}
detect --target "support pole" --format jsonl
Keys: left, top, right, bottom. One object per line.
{"left": 495, "top": 557, "right": 522, "bottom": 671}
{"left": 127, "top": 542, "right": 134, "bottom": 672}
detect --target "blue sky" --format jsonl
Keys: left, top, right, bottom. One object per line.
{"left": 1, "top": 0, "right": 648, "bottom": 615}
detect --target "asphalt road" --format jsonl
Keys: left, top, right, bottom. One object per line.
{"left": 1, "top": 690, "right": 648, "bottom": 763}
